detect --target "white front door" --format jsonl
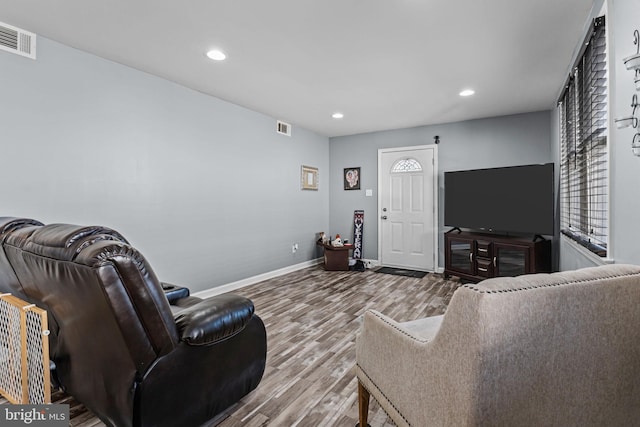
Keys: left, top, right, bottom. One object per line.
{"left": 379, "top": 146, "right": 438, "bottom": 271}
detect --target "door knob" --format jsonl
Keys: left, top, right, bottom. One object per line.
{"left": 382, "top": 208, "right": 387, "bottom": 212}
{"left": 381, "top": 216, "right": 388, "bottom": 220}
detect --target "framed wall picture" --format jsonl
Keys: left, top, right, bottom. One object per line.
{"left": 301, "top": 165, "right": 319, "bottom": 190}
{"left": 344, "top": 167, "right": 360, "bottom": 190}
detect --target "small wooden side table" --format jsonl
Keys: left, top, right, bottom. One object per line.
{"left": 317, "top": 242, "right": 353, "bottom": 271}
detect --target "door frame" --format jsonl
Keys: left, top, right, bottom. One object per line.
{"left": 377, "top": 144, "right": 439, "bottom": 271}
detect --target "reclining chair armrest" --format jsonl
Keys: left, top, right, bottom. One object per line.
{"left": 359, "top": 310, "right": 442, "bottom": 347}
{"left": 356, "top": 310, "right": 442, "bottom": 381}
{"left": 356, "top": 310, "right": 445, "bottom": 427}
{"left": 161, "top": 282, "right": 190, "bottom": 304}
{"left": 174, "top": 294, "right": 255, "bottom": 346}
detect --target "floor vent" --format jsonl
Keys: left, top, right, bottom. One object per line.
{"left": 277, "top": 120, "right": 291, "bottom": 136}
{"left": 0, "top": 21, "right": 36, "bottom": 59}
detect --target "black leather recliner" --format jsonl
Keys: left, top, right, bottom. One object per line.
{"left": 0, "top": 217, "right": 267, "bottom": 427}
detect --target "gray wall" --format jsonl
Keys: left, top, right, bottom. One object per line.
{"left": 329, "top": 111, "right": 553, "bottom": 268}
{"left": 0, "top": 37, "right": 329, "bottom": 292}
{"left": 610, "top": 0, "right": 640, "bottom": 264}
{"left": 553, "top": 0, "right": 640, "bottom": 270}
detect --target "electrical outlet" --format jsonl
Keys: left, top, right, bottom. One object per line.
{"left": 292, "top": 243, "right": 299, "bottom": 253}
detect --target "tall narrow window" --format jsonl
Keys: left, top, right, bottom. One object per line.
{"left": 559, "top": 16, "right": 608, "bottom": 257}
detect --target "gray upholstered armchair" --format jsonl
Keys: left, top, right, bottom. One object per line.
{"left": 355, "top": 264, "right": 640, "bottom": 427}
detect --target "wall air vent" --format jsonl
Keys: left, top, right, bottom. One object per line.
{"left": 0, "top": 21, "right": 36, "bottom": 59}
{"left": 276, "top": 120, "right": 291, "bottom": 136}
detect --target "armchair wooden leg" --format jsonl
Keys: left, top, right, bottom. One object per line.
{"left": 356, "top": 380, "right": 372, "bottom": 427}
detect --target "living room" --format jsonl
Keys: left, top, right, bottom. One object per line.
{"left": 1, "top": 0, "right": 640, "bottom": 425}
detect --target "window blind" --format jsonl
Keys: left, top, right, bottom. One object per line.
{"left": 559, "top": 16, "right": 608, "bottom": 257}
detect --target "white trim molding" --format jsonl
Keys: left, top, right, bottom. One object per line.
{"left": 560, "top": 234, "right": 614, "bottom": 270}
{"left": 193, "top": 258, "right": 323, "bottom": 299}
{"left": 377, "top": 144, "right": 439, "bottom": 272}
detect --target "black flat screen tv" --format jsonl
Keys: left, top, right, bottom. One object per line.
{"left": 444, "top": 163, "right": 554, "bottom": 236}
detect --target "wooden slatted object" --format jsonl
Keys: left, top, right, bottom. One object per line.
{"left": 0, "top": 293, "right": 50, "bottom": 404}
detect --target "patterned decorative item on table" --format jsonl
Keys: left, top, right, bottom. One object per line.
{"left": 353, "top": 210, "right": 364, "bottom": 259}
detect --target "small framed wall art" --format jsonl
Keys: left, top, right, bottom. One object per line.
{"left": 301, "top": 165, "right": 319, "bottom": 190}
{"left": 344, "top": 167, "right": 360, "bottom": 190}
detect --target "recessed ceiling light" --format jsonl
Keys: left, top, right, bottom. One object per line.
{"left": 332, "top": 112, "right": 344, "bottom": 119}
{"left": 459, "top": 89, "right": 475, "bottom": 97}
{"left": 206, "top": 49, "right": 227, "bottom": 61}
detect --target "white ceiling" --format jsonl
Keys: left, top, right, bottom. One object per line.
{"left": 1, "top": 0, "right": 595, "bottom": 137}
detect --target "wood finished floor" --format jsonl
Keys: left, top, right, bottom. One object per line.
{"left": 1, "top": 266, "right": 460, "bottom": 427}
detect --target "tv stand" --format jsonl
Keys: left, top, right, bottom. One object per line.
{"left": 444, "top": 231, "right": 551, "bottom": 283}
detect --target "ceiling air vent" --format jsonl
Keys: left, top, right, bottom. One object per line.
{"left": 276, "top": 120, "right": 291, "bottom": 136}
{"left": 0, "top": 21, "right": 36, "bottom": 59}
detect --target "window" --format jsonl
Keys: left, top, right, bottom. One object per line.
{"left": 559, "top": 16, "right": 608, "bottom": 257}
{"left": 391, "top": 158, "right": 422, "bottom": 173}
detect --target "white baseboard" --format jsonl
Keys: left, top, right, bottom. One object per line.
{"left": 193, "top": 258, "right": 323, "bottom": 299}
{"left": 192, "top": 258, "right": 443, "bottom": 299}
